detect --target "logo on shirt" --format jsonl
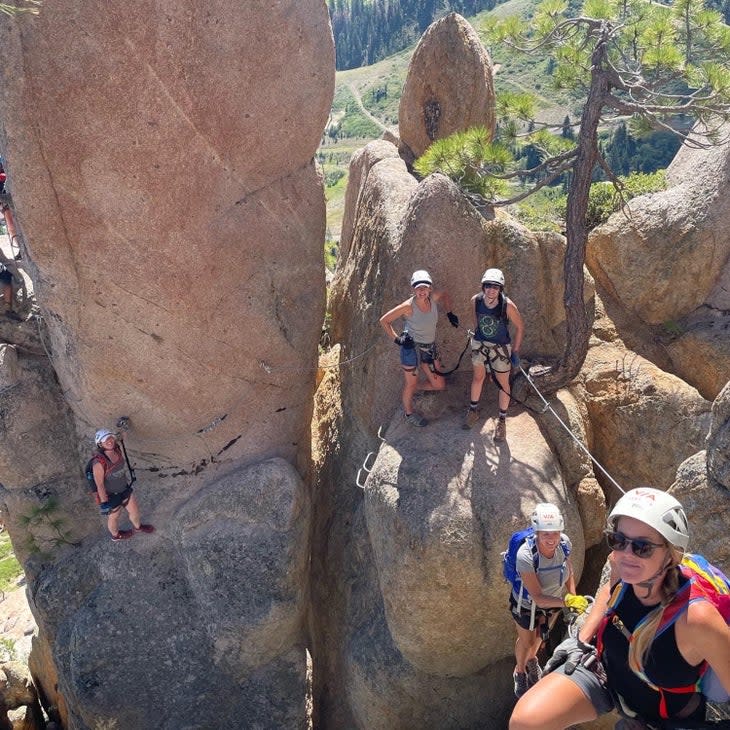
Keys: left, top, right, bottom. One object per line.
{"left": 479, "top": 314, "right": 499, "bottom": 338}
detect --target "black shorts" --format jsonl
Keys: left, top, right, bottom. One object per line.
{"left": 107, "top": 486, "right": 133, "bottom": 509}
{"left": 509, "top": 595, "right": 559, "bottom": 630}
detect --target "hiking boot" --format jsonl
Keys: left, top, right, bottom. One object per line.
{"left": 493, "top": 417, "right": 507, "bottom": 443}
{"left": 134, "top": 524, "right": 155, "bottom": 534}
{"left": 526, "top": 657, "right": 542, "bottom": 688}
{"left": 513, "top": 670, "right": 529, "bottom": 698}
{"left": 462, "top": 407, "right": 480, "bottom": 430}
{"left": 404, "top": 412, "right": 427, "bottom": 427}
{"left": 111, "top": 529, "right": 134, "bottom": 541}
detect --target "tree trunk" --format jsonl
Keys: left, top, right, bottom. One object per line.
{"left": 527, "top": 28, "right": 611, "bottom": 396}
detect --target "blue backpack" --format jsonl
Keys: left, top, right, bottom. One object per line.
{"left": 502, "top": 526, "right": 570, "bottom": 626}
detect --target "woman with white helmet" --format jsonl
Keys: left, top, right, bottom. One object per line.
{"left": 92, "top": 428, "right": 155, "bottom": 541}
{"left": 462, "top": 267, "right": 524, "bottom": 442}
{"left": 379, "top": 269, "right": 458, "bottom": 427}
{"left": 510, "top": 503, "right": 587, "bottom": 699}
{"left": 510, "top": 487, "right": 730, "bottom": 730}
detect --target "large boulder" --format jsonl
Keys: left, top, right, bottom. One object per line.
{"left": 30, "top": 457, "right": 310, "bottom": 730}
{"left": 364, "top": 399, "right": 584, "bottom": 678}
{"left": 577, "top": 341, "right": 710, "bottom": 499}
{"left": 664, "top": 321, "right": 730, "bottom": 402}
{"left": 398, "top": 13, "right": 495, "bottom": 158}
{"left": 586, "top": 133, "right": 730, "bottom": 327}
{"left": 0, "top": 0, "right": 334, "bottom": 469}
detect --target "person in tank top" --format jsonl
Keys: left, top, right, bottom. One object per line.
{"left": 462, "top": 267, "right": 524, "bottom": 442}
{"left": 93, "top": 428, "right": 155, "bottom": 542}
{"left": 509, "top": 487, "right": 730, "bottom": 730}
{"left": 379, "top": 269, "right": 459, "bottom": 427}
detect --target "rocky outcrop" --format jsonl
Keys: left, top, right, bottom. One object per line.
{"left": 314, "top": 135, "right": 600, "bottom": 726}
{"left": 0, "top": 1, "right": 334, "bottom": 727}
{"left": 0, "top": 0, "right": 333, "bottom": 469}
{"left": 26, "top": 457, "right": 310, "bottom": 730}
{"left": 314, "top": 113, "right": 719, "bottom": 726}
{"left": 571, "top": 341, "right": 710, "bottom": 498}
{"left": 398, "top": 13, "right": 495, "bottom": 159}
{"left": 364, "top": 404, "right": 584, "bottom": 679}
{"left": 707, "top": 380, "right": 730, "bottom": 491}
{"left": 0, "top": 662, "right": 44, "bottom": 730}
{"left": 586, "top": 130, "right": 730, "bottom": 400}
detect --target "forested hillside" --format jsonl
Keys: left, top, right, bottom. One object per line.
{"left": 329, "top": 0, "right": 730, "bottom": 70}
{"left": 328, "top": 0, "right": 498, "bottom": 69}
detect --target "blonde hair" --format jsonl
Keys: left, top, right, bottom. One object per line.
{"left": 628, "top": 544, "right": 684, "bottom": 678}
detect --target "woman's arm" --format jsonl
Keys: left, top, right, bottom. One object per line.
{"left": 432, "top": 287, "right": 454, "bottom": 313}
{"left": 92, "top": 460, "right": 109, "bottom": 503}
{"left": 506, "top": 300, "right": 525, "bottom": 353}
{"left": 379, "top": 300, "right": 411, "bottom": 340}
{"left": 520, "top": 571, "right": 567, "bottom": 610}
{"left": 677, "top": 599, "right": 730, "bottom": 694}
{"left": 565, "top": 556, "right": 577, "bottom": 595}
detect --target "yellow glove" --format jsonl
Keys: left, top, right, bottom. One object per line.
{"left": 564, "top": 593, "right": 589, "bottom": 614}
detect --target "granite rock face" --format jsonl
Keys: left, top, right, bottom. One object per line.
{"left": 587, "top": 130, "right": 730, "bottom": 400}
{"left": 0, "top": 0, "right": 334, "bottom": 469}
{"left": 0, "top": 2, "right": 333, "bottom": 727}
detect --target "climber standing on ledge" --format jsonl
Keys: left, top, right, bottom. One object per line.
{"left": 91, "top": 428, "right": 154, "bottom": 542}
{"left": 379, "top": 269, "right": 459, "bottom": 427}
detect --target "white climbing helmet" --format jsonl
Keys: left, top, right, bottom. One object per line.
{"left": 95, "top": 428, "right": 115, "bottom": 447}
{"left": 481, "top": 268, "right": 505, "bottom": 287}
{"left": 608, "top": 487, "right": 689, "bottom": 551}
{"left": 531, "top": 503, "right": 564, "bottom": 532}
{"left": 410, "top": 270, "right": 433, "bottom": 287}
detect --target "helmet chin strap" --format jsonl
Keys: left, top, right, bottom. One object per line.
{"left": 636, "top": 557, "right": 674, "bottom": 600}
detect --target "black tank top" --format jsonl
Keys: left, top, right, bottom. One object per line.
{"left": 603, "top": 574, "right": 705, "bottom": 721}
{"left": 474, "top": 294, "right": 510, "bottom": 344}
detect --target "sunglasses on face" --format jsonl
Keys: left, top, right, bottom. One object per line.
{"left": 483, "top": 283, "right": 500, "bottom": 290}
{"left": 604, "top": 530, "right": 664, "bottom": 558}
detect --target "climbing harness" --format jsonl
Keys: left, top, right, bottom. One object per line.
{"left": 484, "top": 354, "right": 546, "bottom": 415}
{"left": 431, "top": 330, "right": 472, "bottom": 377}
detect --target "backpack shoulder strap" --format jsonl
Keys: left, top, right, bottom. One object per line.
{"left": 91, "top": 452, "right": 112, "bottom": 475}
{"left": 527, "top": 533, "right": 539, "bottom": 571}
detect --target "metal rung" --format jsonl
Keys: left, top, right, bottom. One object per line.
{"left": 362, "top": 451, "right": 376, "bottom": 473}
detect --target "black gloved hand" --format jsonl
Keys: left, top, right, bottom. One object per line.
{"left": 394, "top": 332, "right": 415, "bottom": 349}
{"left": 510, "top": 352, "right": 520, "bottom": 368}
{"left": 99, "top": 501, "right": 111, "bottom": 516}
{"left": 447, "top": 311, "right": 459, "bottom": 328}
{"left": 544, "top": 637, "right": 596, "bottom": 676}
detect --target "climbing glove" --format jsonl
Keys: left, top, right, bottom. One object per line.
{"left": 510, "top": 352, "right": 520, "bottom": 368}
{"left": 564, "top": 593, "right": 590, "bottom": 614}
{"left": 99, "top": 501, "right": 111, "bottom": 516}
{"left": 544, "top": 637, "right": 597, "bottom": 676}
{"left": 394, "top": 332, "right": 415, "bottom": 349}
{"left": 446, "top": 311, "right": 459, "bottom": 328}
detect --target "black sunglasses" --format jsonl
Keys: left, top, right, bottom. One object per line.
{"left": 604, "top": 530, "right": 664, "bottom": 558}
{"left": 483, "top": 283, "right": 501, "bottom": 289}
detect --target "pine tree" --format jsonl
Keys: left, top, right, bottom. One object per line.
{"left": 419, "top": 0, "right": 730, "bottom": 393}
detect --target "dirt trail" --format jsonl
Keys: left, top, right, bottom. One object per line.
{"left": 347, "top": 81, "right": 397, "bottom": 134}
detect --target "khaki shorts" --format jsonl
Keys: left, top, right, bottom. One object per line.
{"left": 470, "top": 338, "right": 511, "bottom": 373}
